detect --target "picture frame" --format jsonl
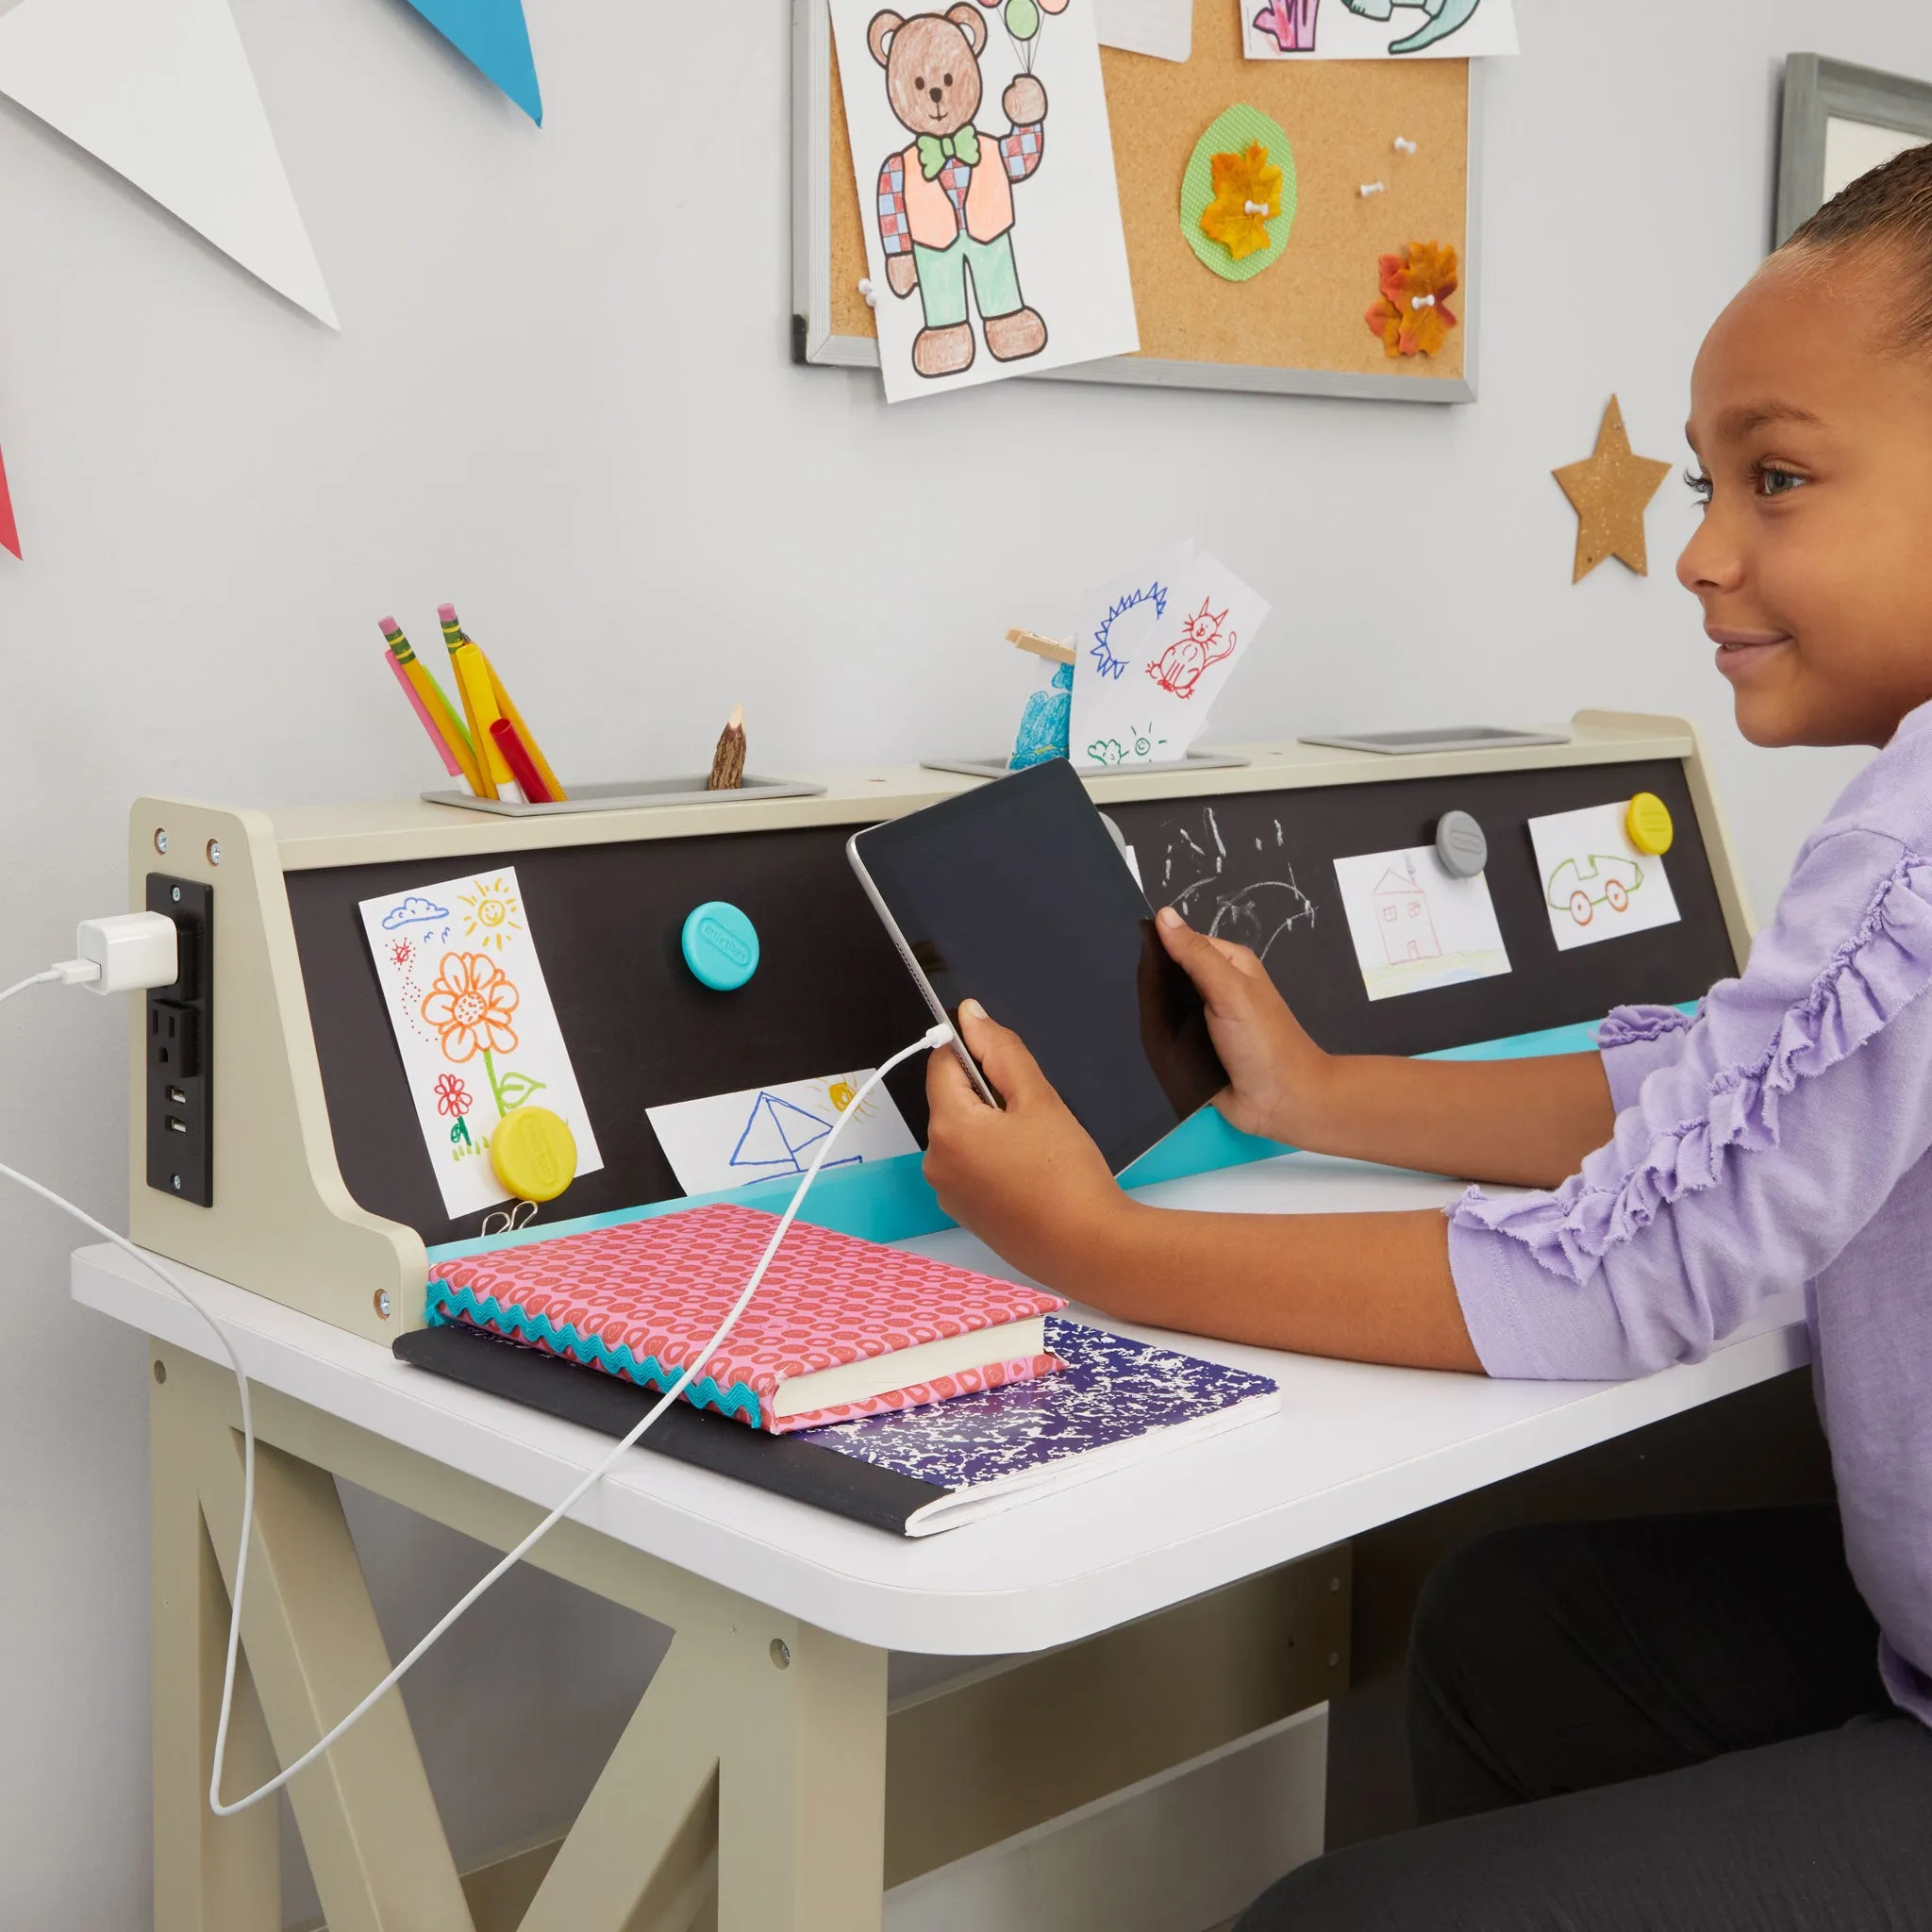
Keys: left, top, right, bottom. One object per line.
{"left": 1776, "top": 53, "right": 1932, "bottom": 246}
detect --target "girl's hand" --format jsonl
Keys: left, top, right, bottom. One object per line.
{"left": 1156, "top": 906, "right": 1329, "bottom": 1145}
{"left": 924, "top": 999, "right": 1126, "bottom": 1289}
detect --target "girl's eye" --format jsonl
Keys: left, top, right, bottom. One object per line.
{"left": 1757, "top": 464, "right": 1806, "bottom": 498}
{"left": 1684, "top": 467, "right": 1713, "bottom": 505}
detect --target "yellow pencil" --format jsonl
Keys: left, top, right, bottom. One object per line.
{"left": 381, "top": 618, "right": 483, "bottom": 793}
{"left": 474, "top": 639, "right": 568, "bottom": 803}
{"left": 440, "top": 604, "right": 508, "bottom": 795}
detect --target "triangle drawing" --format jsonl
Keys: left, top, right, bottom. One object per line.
{"left": 729, "top": 1092, "right": 861, "bottom": 1175}
{"left": 0, "top": 0, "right": 339, "bottom": 328}
{"left": 0, "top": 441, "right": 18, "bottom": 560}
{"left": 398, "top": 0, "right": 542, "bottom": 125}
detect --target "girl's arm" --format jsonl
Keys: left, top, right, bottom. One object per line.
{"left": 1152, "top": 909, "right": 1615, "bottom": 1188}
{"left": 924, "top": 1001, "right": 1480, "bottom": 1370}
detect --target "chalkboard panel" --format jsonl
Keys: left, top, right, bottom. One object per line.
{"left": 288, "top": 756, "right": 1736, "bottom": 1246}
{"left": 1106, "top": 758, "right": 1736, "bottom": 1060}
{"left": 288, "top": 826, "right": 939, "bottom": 1251}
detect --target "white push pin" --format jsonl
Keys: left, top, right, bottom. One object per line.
{"left": 1359, "top": 180, "right": 1386, "bottom": 197}
{"left": 1392, "top": 136, "right": 1418, "bottom": 154}
{"left": 1410, "top": 292, "right": 1438, "bottom": 310}
{"left": 858, "top": 277, "right": 877, "bottom": 308}
{"left": 1244, "top": 200, "right": 1271, "bottom": 217}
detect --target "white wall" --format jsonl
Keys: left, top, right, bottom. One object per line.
{"left": 0, "top": 0, "right": 1916, "bottom": 1917}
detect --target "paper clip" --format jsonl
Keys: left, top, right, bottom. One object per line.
{"left": 480, "top": 1199, "right": 540, "bottom": 1239}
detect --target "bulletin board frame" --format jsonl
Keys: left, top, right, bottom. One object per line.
{"left": 790, "top": 0, "right": 1484, "bottom": 402}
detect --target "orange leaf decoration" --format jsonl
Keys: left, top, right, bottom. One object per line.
{"left": 1201, "top": 141, "right": 1285, "bottom": 262}
{"left": 1365, "top": 240, "right": 1459, "bottom": 358}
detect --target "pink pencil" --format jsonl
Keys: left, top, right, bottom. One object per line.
{"left": 386, "top": 647, "right": 463, "bottom": 776}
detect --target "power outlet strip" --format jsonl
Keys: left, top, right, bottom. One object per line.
{"left": 145, "top": 874, "right": 213, "bottom": 1206}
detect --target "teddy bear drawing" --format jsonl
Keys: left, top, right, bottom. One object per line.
{"left": 868, "top": 6, "right": 1050, "bottom": 379}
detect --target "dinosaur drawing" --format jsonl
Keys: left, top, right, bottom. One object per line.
{"left": 1341, "top": 0, "right": 1483, "bottom": 55}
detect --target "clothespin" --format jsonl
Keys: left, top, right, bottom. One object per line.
{"left": 1007, "top": 627, "right": 1076, "bottom": 665}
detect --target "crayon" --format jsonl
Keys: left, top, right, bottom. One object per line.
{"left": 491, "top": 716, "right": 553, "bottom": 803}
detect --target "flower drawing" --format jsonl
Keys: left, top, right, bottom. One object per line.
{"left": 389, "top": 938, "right": 415, "bottom": 968}
{"left": 1365, "top": 241, "right": 1459, "bottom": 358}
{"left": 1201, "top": 142, "right": 1285, "bottom": 262}
{"left": 422, "top": 953, "right": 520, "bottom": 1064}
{"left": 434, "top": 1072, "right": 473, "bottom": 1118}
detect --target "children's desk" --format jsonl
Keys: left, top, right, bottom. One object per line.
{"left": 100, "top": 713, "right": 1784, "bottom": 1927}
{"left": 76, "top": 1156, "right": 1808, "bottom": 1932}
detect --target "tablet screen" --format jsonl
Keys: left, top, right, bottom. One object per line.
{"left": 849, "top": 758, "right": 1227, "bottom": 1175}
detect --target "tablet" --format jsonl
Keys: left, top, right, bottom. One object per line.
{"left": 847, "top": 758, "right": 1227, "bottom": 1176}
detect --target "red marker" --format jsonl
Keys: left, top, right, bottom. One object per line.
{"left": 490, "top": 715, "right": 553, "bottom": 804}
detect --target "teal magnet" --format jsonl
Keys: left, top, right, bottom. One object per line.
{"left": 681, "top": 901, "right": 759, "bottom": 991}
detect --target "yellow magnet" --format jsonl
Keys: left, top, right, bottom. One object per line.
{"left": 1625, "top": 792, "right": 1674, "bottom": 856}
{"left": 490, "top": 1105, "right": 577, "bottom": 1203}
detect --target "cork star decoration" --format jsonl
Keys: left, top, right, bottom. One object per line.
{"left": 1553, "top": 396, "right": 1674, "bottom": 583}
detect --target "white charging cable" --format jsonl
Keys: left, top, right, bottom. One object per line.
{"left": 0, "top": 955, "right": 952, "bottom": 1818}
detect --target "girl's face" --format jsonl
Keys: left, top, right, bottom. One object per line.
{"left": 1679, "top": 248, "right": 1932, "bottom": 747}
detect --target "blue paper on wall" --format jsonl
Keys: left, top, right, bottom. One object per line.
{"left": 401, "top": 0, "right": 542, "bottom": 125}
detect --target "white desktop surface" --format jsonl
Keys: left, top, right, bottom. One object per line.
{"left": 72, "top": 1153, "right": 1808, "bottom": 1657}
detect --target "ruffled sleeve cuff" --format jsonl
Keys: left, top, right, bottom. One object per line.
{"left": 1596, "top": 1003, "right": 1698, "bottom": 1113}
{"left": 1448, "top": 1210, "right": 1641, "bottom": 1379}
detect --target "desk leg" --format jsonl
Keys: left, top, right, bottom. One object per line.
{"left": 152, "top": 1356, "right": 280, "bottom": 1931}
{"left": 519, "top": 1607, "right": 888, "bottom": 1932}
{"left": 192, "top": 1422, "right": 475, "bottom": 1932}
{"left": 718, "top": 1617, "right": 887, "bottom": 1932}
{"left": 153, "top": 1349, "right": 891, "bottom": 1932}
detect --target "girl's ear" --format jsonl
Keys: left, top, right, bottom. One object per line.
{"left": 947, "top": 2, "right": 988, "bottom": 53}
{"left": 868, "top": 8, "right": 904, "bottom": 66}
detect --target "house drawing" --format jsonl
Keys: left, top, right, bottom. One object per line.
{"left": 1373, "top": 869, "right": 1441, "bottom": 965}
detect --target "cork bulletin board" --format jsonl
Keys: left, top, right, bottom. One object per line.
{"left": 791, "top": 0, "right": 1480, "bottom": 401}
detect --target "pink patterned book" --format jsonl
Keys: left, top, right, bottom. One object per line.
{"left": 425, "top": 1203, "right": 1068, "bottom": 1434}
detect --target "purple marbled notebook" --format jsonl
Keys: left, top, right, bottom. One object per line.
{"left": 791, "top": 1317, "right": 1280, "bottom": 1536}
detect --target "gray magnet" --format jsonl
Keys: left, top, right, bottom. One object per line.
{"left": 1435, "top": 810, "right": 1488, "bottom": 878}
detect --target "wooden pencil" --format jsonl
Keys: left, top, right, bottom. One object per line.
{"left": 707, "top": 705, "right": 746, "bottom": 791}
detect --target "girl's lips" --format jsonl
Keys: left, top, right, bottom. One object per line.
{"left": 1707, "top": 626, "right": 1791, "bottom": 648}
{"left": 1709, "top": 628, "right": 1791, "bottom": 679}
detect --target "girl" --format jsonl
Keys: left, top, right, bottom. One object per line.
{"left": 923, "top": 145, "right": 1932, "bottom": 1926}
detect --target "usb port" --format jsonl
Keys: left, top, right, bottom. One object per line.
{"left": 166, "top": 1086, "right": 187, "bottom": 1106}
{"left": 165, "top": 1115, "right": 188, "bottom": 1135}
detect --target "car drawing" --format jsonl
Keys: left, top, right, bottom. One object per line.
{"left": 1546, "top": 854, "right": 1643, "bottom": 926}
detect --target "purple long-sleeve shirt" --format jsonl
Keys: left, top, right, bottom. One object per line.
{"left": 1449, "top": 705, "right": 1932, "bottom": 1727}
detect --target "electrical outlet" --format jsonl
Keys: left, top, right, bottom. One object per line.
{"left": 146, "top": 874, "right": 212, "bottom": 1206}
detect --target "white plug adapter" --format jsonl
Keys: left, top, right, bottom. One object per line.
{"left": 70, "top": 911, "right": 180, "bottom": 995}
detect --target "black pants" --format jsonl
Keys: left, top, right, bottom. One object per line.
{"left": 1240, "top": 1506, "right": 1932, "bottom": 1930}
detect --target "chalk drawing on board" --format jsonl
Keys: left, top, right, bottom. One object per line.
{"left": 1160, "top": 808, "right": 1318, "bottom": 961}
